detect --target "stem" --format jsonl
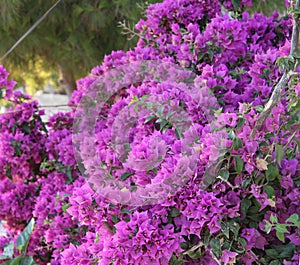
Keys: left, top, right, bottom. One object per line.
{"left": 118, "top": 20, "right": 143, "bottom": 41}
{"left": 250, "top": 0, "right": 300, "bottom": 138}
{"left": 211, "top": 252, "right": 222, "bottom": 265}
{"left": 39, "top": 104, "right": 72, "bottom": 108}
{"left": 291, "top": 0, "right": 300, "bottom": 55}
{"left": 283, "top": 129, "right": 298, "bottom": 149}
{"left": 183, "top": 241, "right": 204, "bottom": 255}
{"left": 216, "top": 175, "right": 238, "bottom": 190}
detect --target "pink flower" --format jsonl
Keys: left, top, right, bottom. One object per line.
{"left": 241, "top": 228, "right": 268, "bottom": 250}
{"left": 221, "top": 249, "right": 238, "bottom": 264}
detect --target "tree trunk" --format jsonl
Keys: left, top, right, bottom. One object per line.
{"left": 58, "top": 64, "right": 76, "bottom": 96}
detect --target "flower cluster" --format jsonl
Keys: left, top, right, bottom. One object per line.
{"left": 0, "top": 0, "right": 299, "bottom": 265}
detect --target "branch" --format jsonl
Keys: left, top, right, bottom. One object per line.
{"left": 250, "top": 72, "right": 289, "bottom": 137}
{"left": 0, "top": 104, "right": 74, "bottom": 117}
{"left": 250, "top": 0, "right": 300, "bottom": 138}
{"left": 182, "top": 241, "right": 204, "bottom": 255}
{"left": 0, "top": 0, "right": 62, "bottom": 61}
{"left": 39, "top": 104, "right": 72, "bottom": 108}
{"left": 291, "top": 0, "right": 300, "bottom": 55}
{"left": 118, "top": 20, "right": 142, "bottom": 41}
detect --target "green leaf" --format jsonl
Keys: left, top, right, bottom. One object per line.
{"left": 157, "top": 107, "right": 164, "bottom": 117}
{"left": 228, "top": 220, "right": 240, "bottom": 239}
{"left": 234, "top": 156, "right": 244, "bottom": 174}
{"left": 134, "top": 103, "right": 139, "bottom": 113}
{"left": 162, "top": 124, "right": 171, "bottom": 133}
{"left": 276, "top": 244, "right": 295, "bottom": 259}
{"left": 10, "top": 140, "right": 22, "bottom": 157}
{"left": 210, "top": 238, "right": 221, "bottom": 258}
{"left": 62, "top": 203, "right": 70, "bottom": 213}
{"left": 238, "top": 237, "right": 247, "bottom": 250}
{"left": 275, "top": 224, "right": 289, "bottom": 234}
{"left": 220, "top": 222, "right": 230, "bottom": 239}
{"left": 141, "top": 95, "right": 150, "bottom": 101}
{"left": 287, "top": 112, "right": 300, "bottom": 127}
{"left": 186, "top": 247, "right": 203, "bottom": 259}
{"left": 20, "top": 257, "right": 38, "bottom": 265}
{"left": 2, "top": 256, "right": 22, "bottom": 265}
{"left": 208, "top": 50, "right": 214, "bottom": 61}
{"left": 266, "top": 164, "right": 279, "bottom": 181}
{"left": 286, "top": 214, "right": 299, "bottom": 224}
{"left": 265, "top": 248, "right": 279, "bottom": 259}
{"left": 254, "top": 105, "right": 264, "bottom": 112}
{"left": 6, "top": 167, "right": 12, "bottom": 180}
{"left": 232, "top": 0, "right": 241, "bottom": 9}
{"left": 144, "top": 115, "right": 156, "bottom": 124}
{"left": 222, "top": 240, "right": 231, "bottom": 250}
{"left": 159, "top": 119, "right": 169, "bottom": 131}
{"left": 166, "top": 111, "right": 175, "bottom": 120}
{"left": 275, "top": 144, "right": 284, "bottom": 167}
{"left": 175, "top": 127, "right": 182, "bottom": 139}
{"left": 170, "top": 207, "right": 180, "bottom": 218}
{"left": 120, "top": 208, "right": 132, "bottom": 215}
{"left": 120, "top": 172, "right": 134, "bottom": 181}
{"left": 234, "top": 237, "right": 247, "bottom": 254}
{"left": 94, "top": 233, "right": 99, "bottom": 243}
{"left": 275, "top": 224, "right": 289, "bottom": 242}
{"left": 104, "top": 222, "right": 116, "bottom": 234}
{"left": 249, "top": 221, "right": 258, "bottom": 229}
{"left": 233, "top": 137, "right": 243, "bottom": 150}
{"left": 237, "top": 117, "right": 246, "bottom": 129}
{"left": 263, "top": 185, "right": 275, "bottom": 198}
{"left": 219, "top": 169, "right": 229, "bottom": 181}
{"left": 247, "top": 205, "right": 262, "bottom": 222}
{"left": 270, "top": 215, "right": 278, "bottom": 224}
{"left": 111, "top": 214, "right": 118, "bottom": 224}
{"left": 65, "top": 167, "right": 73, "bottom": 184}
{"left": 0, "top": 261, "right": 11, "bottom": 265}
{"left": 269, "top": 260, "right": 281, "bottom": 265}
{"left": 292, "top": 52, "right": 300, "bottom": 59}
{"left": 180, "top": 242, "right": 189, "bottom": 250}
{"left": 21, "top": 123, "right": 31, "bottom": 134}
{"left": 16, "top": 218, "right": 35, "bottom": 252}
{"left": 265, "top": 221, "right": 272, "bottom": 234}
{"left": 169, "top": 253, "right": 187, "bottom": 265}
{"left": 0, "top": 242, "right": 14, "bottom": 260}
{"left": 241, "top": 177, "right": 251, "bottom": 189}
{"left": 228, "top": 130, "right": 235, "bottom": 140}
{"left": 276, "top": 230, "right": 285, "bottom": 242}
{"left": 241, "top": 198, "right": 251, "bottom": 217}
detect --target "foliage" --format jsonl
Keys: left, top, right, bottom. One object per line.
{"left": 0, "top": 0, "right": 299, "bottom": 265}
{"left": 0, "top": 219, "right": 37, "bottom": 265}
{"left": 0, "top": 0, "right": 161, "bottom": 94}
{"left": 246, "top": 0, "right": 288, "bottom": 15}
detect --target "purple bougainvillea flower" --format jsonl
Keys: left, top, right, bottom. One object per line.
{"left": 241, "top": 228, "right": 268, "bottom": 250}
{"left": 221, "top": 249, "right": 238, "bottom": 264}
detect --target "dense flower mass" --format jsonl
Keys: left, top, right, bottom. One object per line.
{"left": 0, "top": 0, "right": 299, "bottom": 264}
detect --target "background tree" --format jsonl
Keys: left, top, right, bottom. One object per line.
{"left": 248, "top": 0, "right": 287, "bottom": 15}
{"left": 0, "top": 0, "right": 161, "bottom": 95}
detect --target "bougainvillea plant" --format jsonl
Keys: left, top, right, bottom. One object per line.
{"left": 0, "top": 0, "right": 299, "bottom": 264}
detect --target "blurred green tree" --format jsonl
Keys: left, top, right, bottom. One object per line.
{"left": 0, "top": 0, "right": 161, "bottom": 95}
{"left": 247, "top": 0, "right": 287, "bottom": 15}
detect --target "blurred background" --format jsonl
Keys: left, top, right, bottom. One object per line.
{"left": 0, "top": 0, "right": 162, "bottom": 96}
{"left": 0, "top": 0, "right": 287, "bottom": 97}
